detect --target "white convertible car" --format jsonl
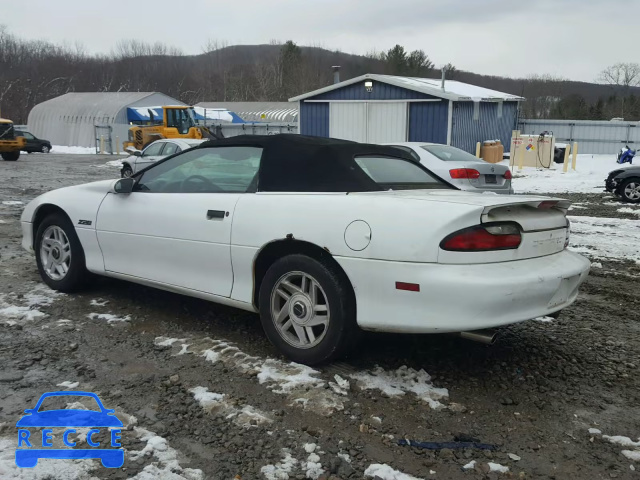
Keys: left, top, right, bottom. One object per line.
{"left": 20, "top": 135, "right": 590, "bottom": 365}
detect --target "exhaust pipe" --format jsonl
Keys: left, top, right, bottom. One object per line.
{"left": 459, "top": 329, "right": 498, "bottom": 345}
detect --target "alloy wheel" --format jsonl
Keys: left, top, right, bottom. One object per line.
{"left": 270, "top": 271, "right": 330, "bottom": 349}
{"left": 40, "top": 225, "right": 72, "bottom": 280}
{"left": 624, "top": 182, "right": 640, "bottom": 201}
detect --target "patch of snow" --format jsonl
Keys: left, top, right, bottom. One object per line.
{"left": 603, "top": 435, "right": 640, "bottom": 448}
{"left": 534, "top": 316, "right": 554, "bottom": 323}
{"left": 87, "top": 312, "right": 130, "bottom": 324}
{"left": 591, "top": 262, "right": 603, "bottom": 269}
{"left": 57, "top": 381, "right": 80, "bottom": 388}
{"left": 618, "top": 207, "right": 640, "bottom": 216}
{"left": 622, "top": 450, "right": 640, "bottom": 462}
{"left": 338, "top": 453, "right": 351, "bottom": 463}
{"left": 304, "top": 450, "right": 324, "bottom": 480}
{"left": 0, "top": 437, "right": 98, "bottom": 479}
{"left": 261, "top": 450, "right": 298, "bottom": 480}
{"left": 488, "top": 462, "right": 510, "bottom": 473}
{"left": 507, "top": 155, "right": 618, "bottom": 194}
{"left": 89, "top": 298, "right": 108, "bottom": 307}
{"left": 568, "top": 215, "right": 640, "bottom": 261}
{"left": 156, "top": 337, "right": 186, "bottom": 347}
{"left": 127, "top": 427, "right": 203, "bottom": 480}
{"left": 303, "top": 443, "right": 317, "bottom": 454}
{"left": 364, "top": 463, "right": 423, "bottom": 480}
{"left": 589, "top": 428, "right": 602, "bottom": 435}
{"left": 462, "top": 460, "right": 477, "bottom": 470}
{"left": 2, "top": 201, "right": 23, "bottom": 206}
{"left": 256, "top": 359, "right": 324, "bottom": 394}
{"left": 189, "top": 386, "right": 271, "bottom": 428}
{"left": 507, "top": 453, "right": 521, "bottom": 461}
{"left": 349, "top": 365, "right": 448, "bottom": 409}
{"left": 0, "top": 283, "right": 64, "bottom": 323}
{"left": 157, "top": 336, "right": 345, "bottom": 416}
{"left": 328, "top": 374, "right": 350, "bottom": 396}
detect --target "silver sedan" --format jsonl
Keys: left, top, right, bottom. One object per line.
{"left": 121, "top": 138, "right": 206, "bottom": 178}
{"left": 387, "top": 142, "right": 513, "bottom": 194}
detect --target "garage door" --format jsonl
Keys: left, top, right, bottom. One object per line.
{"left": 367, "top": 103, "right": 407, "bottom": 143}
{"left": 329, "top": 102, "right": 407, "bottom": 143}
{"left": 329, "top": 103, "right": 367, "bottom": 142}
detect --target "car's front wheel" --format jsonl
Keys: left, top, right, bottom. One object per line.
{"left": 41, "top": 145, "right": 50, "bottom": 153}
{"left": 620, "top": 178, "right": 640, "bottom": 203}
{"left": 35, "top": 213, "right": 90, "bottom": 292}
{"left": 259, "top": 254, "right": 358, "bottom": 365}
{"left": 121, "top": 164, "right": 133, "bottom": 178}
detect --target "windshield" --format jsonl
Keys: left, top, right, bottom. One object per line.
{"left": 421, "top": 145, "right": 483, "bottom": 163}
{"left": 354, "top": 155, "right": 449, "bottom": 190}
{"left": 166, "top": 108, "right": 196, "bottom": 134}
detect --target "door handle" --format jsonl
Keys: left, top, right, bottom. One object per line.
{"left": 206, "top": 210, "right": 226, "bottom": 220}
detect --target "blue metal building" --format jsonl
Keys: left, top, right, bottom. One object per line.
{"left": 289, "top": 74, "right": 523, "bottom": 153}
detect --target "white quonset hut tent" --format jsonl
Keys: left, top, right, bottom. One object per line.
{"left": 27, "top": 92, "right": 184, "bottom": 148}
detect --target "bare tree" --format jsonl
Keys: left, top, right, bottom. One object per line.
{"left": 598, "top": 62, "right": 640, "bottom": 117}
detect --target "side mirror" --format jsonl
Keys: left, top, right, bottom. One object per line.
{"left": 125, "top": 146, "right": 142, "bottom": 156}
{"left": 112, "top": 178, "right": 135, "bottom": 194}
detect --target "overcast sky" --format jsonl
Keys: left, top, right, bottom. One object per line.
{"left": 2, "top": 0, "right": 637, "bottom": 82}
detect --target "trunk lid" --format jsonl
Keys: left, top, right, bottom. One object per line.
{"left": 353, "top": 190, "right": 571, "bottom": 264}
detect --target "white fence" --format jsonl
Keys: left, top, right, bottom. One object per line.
{"left": 517, "top": 119, "right": 640, "bottom": 154}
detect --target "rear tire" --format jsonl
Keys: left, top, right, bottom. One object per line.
{"left": 619, "top": 178, "right": 640, "bottom": 203}
{"left": 1, "top": 151, "right": 20, "bottom": 161}
{"left": 35, "top": 213, "right": 90, "bottom": 292}
{"left": 259, "top": 254, "right": 359, "bottom": 365}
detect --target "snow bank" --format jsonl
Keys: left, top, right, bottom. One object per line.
{"left": 508, "top": 155, "right": 625, "bottom": 194}
{"left": 51, "top": 145, "right": 97, "bottom": 154}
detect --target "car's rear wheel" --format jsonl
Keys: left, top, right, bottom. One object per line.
{"left": 35, "top": 213, "right": 90, "bottom": 292}
{"left": 259, "top": 254, "right": 359, "bottom": 365}
{"left": 620, "top": 178, "right": 640, "bottom": 203}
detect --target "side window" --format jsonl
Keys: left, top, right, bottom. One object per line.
{"left": 22, "top": 132, "right": 35, "bottom": 140}
{"left": 142, "top": 142, "right": 164, "bottom": 157}
{"left": 136, "top": 146, "right": 263, "bottom": 194}
{"left": 162, "top": 143, "right": 179, "bottom": 156}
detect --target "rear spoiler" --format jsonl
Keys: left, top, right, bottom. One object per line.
{"left": 481, "top": 199, "right": 571, "bottom": 231}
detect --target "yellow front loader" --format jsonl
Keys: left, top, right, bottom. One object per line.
{"left": 123, "top": 106, "right": 215, "bottom": 151}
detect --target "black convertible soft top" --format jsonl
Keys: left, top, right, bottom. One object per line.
{"left": 198, "top": 134, "right": 421, "bottom": 192}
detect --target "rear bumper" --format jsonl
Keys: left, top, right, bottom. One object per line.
{"left": 336, "top": 250, "right": 590, "bottom": 333}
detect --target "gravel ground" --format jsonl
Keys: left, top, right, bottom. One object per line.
{"left": 0, "top": 154, "right": 639, "bottom": 479}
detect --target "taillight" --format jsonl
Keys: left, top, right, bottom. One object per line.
{"left": 503, "top": 170, "right": 512, "bottom": 180}
{"left": 440, "top": 223, "right": 522, "bottom": 251}
{"left": 449, "top": 168, "right": 480, "bottom": 179}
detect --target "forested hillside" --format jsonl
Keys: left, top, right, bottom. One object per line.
{"left": 1, "top": 26, "right": 639, "bottom": 124}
